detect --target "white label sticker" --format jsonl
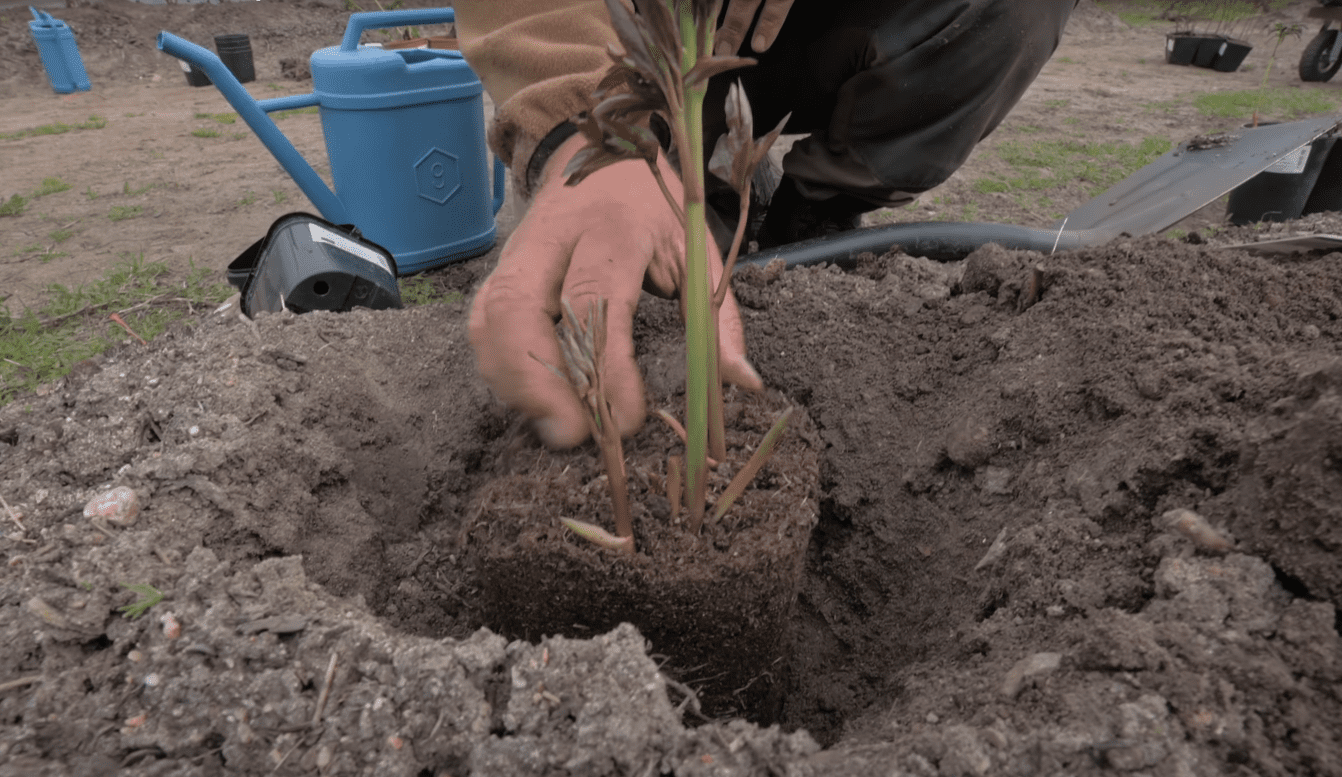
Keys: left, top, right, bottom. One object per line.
{"left": 1265, "top": 145, "right": 1311, "bottom": 175}
{"left": 307, "top": 223, "right": 391, "bottom": 275}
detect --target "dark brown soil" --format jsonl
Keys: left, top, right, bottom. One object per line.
{"left": 467, "top": 382, "right": 818, "bottom": 722}
{"left": 2, "top": 1, "right": 1341, "bottom": 775}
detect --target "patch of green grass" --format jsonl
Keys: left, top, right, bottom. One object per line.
{"left": 1043, "top": 99, "right": 1071, "bottom": 109}
{"left": 191, "top": 127, "right": 222, "bottom": 138}
{"left": 0, "top": 115, "right": 106, "bottom": 141}
{"left": 123, "top": 181, "right": 156, "bottom": 196}
{"left": 238, "top": 191, "right": 257, "bottom": 206}
{"left": 84, "top": 186, "right": 99, "bottom": 200}
{"left": 117, "top": 582, "right": 164, "bottom": 620}
{"left": 13, "top": 240, "right": 69, "bottom": 264}
{"left": 32, "top": 177, "right": 71, "bottom": 198}
{"left": 399, "top": 275, "right": 464, "bottom": 307}
{"left": 1055, "top": 56, "right": 1076, "bottom": 64}
{"left": 1100, "top": 0, "right": 1291, "bottom": 27}
{"left": 48, "top": 227, "right": 74, "bottom": 244}
{"left": 1193, "top": 88, "right": 1338, "bottom": 121}
{"left": 0, "top": 256, "right": 232, "bottom": 406}
{"left": 107, "top": 205, "right": 142, "bottom": 222}
{"left": 273, "top": 190, "right": 288, "bottom": 204}
{"left": 1096, "top": 0, "right": 1167, "bottom": 27}
{"left": 0, "top": 194, "right": 28, "bottom": 217}
{"left": 974, "top": 136, "right": 1171, "bottom": 197}
{"left": 272, "top": 106, "right": 320, "bottom": 120}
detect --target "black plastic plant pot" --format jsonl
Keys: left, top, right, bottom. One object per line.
{"left": 1166, "top": 33, "right": 1200, "bottom": 65}
{"left": 1226, "top": 135, "right": 1338, "bottom": 225}
{"left": 1193, "top": 35, "right": 1225, "bottom": 68}
{"left": 214, "top": 33, "right": 255, "bottom": 84}
{"left": 1212, "top": 38, "right": 1253, "bottom": 73}
{"left": 181, "top": 61, "right": 210, "bottom": 87}
{"left": 227, "top": 212, "right": 403, "bottom": 318}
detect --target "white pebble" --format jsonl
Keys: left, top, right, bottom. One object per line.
{"left": 83, "top": 486, "right": 139, "bottom": 527}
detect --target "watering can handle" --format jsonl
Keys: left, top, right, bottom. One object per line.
{"left": 340, "top": 8, "right": 456, "bottom": 52}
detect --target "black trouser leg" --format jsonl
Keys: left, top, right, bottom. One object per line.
{"left": 704, "top": 0, "right": 1077, "bottom": 247}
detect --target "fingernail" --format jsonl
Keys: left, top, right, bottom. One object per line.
{"left": 752, "top": 33, "right": 768, "bottom": 52}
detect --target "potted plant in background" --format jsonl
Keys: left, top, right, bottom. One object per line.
{"left": 1208, "top": 2, "right": 1261, "bottom": 72}
{"left": 1165, "top": 2, "right": 1205, "bottom": 65}
{"left": 466, "top": 0, "right": 818, "bottom": 721}
{"left": 1165, "top": 1, "right": 1259, "bottom": 71}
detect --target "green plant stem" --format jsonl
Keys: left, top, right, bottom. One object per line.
{"left": 679, "top": 6, "right": 712, "bottom": 532}
{"left": 712, "top": 406, "right": 793, "bottom": 523}
{"left": 716, "top": 181, "right": 751, "bottom": 306}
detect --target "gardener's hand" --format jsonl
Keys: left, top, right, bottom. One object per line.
{"left": 468, "top": 134, "right": 762, "bottom": 449}
{"left": 715, "top": 0, "right": 795, "bottom": 55}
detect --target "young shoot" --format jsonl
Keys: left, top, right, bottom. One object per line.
{"left": 555, "top": 0, "right": 793, "bottom": 547}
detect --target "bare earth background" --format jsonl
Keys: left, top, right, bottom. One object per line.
{"left": 1, "top": 1, "right": 1342, "bottom": 776}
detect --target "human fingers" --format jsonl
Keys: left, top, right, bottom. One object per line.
{"left": 716, "top": 284, "right": 763, "bottom": 391}
{"left": 561, "top": 223, "right": 657, "bottom": 439}
{"left": 714, "top": 0, "right": 795, "bottom": 54}
{"left": 468, "top": 206, "right": 591, "bottom": 449}
{"left": 750, "top": 0, "right": 795, "bottom": 52}
{"left": 714, "top": 0, "right": 761, "bottom": 55}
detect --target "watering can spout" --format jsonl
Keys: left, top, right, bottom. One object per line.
{"left": 156, "top": 31, "right": 350, "bottom": 225}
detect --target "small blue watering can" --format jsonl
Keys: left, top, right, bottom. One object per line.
{"left": 158, "top": 8, "right": 505, "bottom": 274}
{"left": 29, "top": 6, "right": 91, "bottom": 94}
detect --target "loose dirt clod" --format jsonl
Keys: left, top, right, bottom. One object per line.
{"left": 82, "top": 485, "right": 139, "bottom": 526}
{"left": 1159, "top": 507, "right": 1233, "bottom": 553}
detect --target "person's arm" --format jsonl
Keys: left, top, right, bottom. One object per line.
{"left": 453, "top": 1, "right": 616, "bottom": 197}
{"left": 455, "top": 1, "right": 766, "bottom": 449}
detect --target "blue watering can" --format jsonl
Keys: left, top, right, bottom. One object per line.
{"left": 29, "top": 6, "right": 91, "bottom": 94}
{"left": 158, "top": 8, "right": 505, "bottom": 274}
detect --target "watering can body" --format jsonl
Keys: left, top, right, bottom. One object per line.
{"left": 158, "top": 8, "right": 505, "bottom": 274}
{"left": 29, "top": 6, "right": 91, "bottom": 94}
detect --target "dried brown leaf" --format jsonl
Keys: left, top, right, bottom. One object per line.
{"left": 603, "top": 0, "right": 660, "bottom": 78}
{"left": 564, "top": 143, "right": 627, "bottom": 188}
{"left": 751, "top": 111, "right": 790, "bottom": 171}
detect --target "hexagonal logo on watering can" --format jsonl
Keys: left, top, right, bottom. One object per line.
{"left": 414, "top": 148, "right": 461, "bottom": 205}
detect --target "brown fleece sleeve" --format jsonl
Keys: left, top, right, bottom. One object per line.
{"left": 453, "top": 0, "right": 617, "bottom": 197}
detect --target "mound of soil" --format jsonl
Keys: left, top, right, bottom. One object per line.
{"left": 1, "top": 0, "right": 1341, "bottom": 774}
{"left": 3, "top": 214, "right": 1342, "bottom": 773}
